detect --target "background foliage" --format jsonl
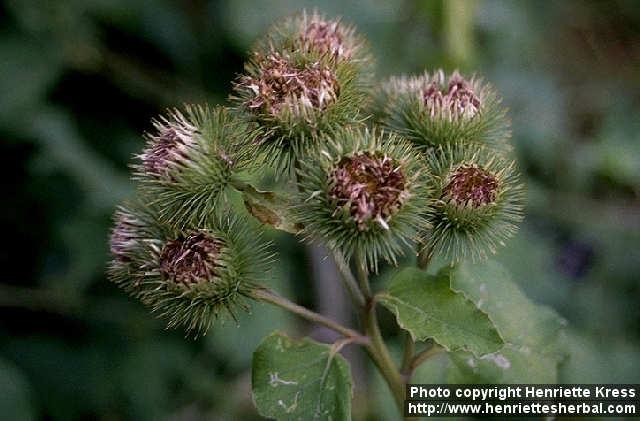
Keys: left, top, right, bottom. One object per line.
{"left": 2, "top": 0, "right": 639, "bottom": 419}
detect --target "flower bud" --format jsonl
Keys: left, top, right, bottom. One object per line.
{"left": 134, "top": 106, "right": 257, "bottom": 228}
{"left": 295, "top": 128, "right": 431, "bottom": 271}
{"left": 107, "top": 202, "right": 272, "bottom": 336}
{"left": 424, "top": 144, "right": 524, "bottom": 263}
{"left": 231, "top": 11, "right": 371, "bottom": 172}
{"left": 381, "top": 70, "right": 510, "bottom": 150}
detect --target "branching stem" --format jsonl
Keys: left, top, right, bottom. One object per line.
{"left": 253, "top": 288, "right": 367, "bottom": 343}
{"left": 353, "top": 250, "right": 405, "bottom": 410}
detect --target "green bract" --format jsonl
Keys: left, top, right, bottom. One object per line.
{"left": 381, "top": 69, "right": 510, "bottom": 150}
{"left": 134, "top": 105, "right": 257, "bottom": 228}
{"left": 294, "top": 128, "right": 431, "bottom": 271}
{"left": 108, "top": 202, "right": 272, "bottom": 336}
{"left": 423, "top": 143, "right": 524, "bottom": 263}
{"left": 230, "top": 13, "right": 370, "bottom": 172}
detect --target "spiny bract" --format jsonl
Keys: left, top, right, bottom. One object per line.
{"left": 423, "top": 143, "right": 524, "bottom": 263}
{"left": 294, "top": 127, "right": 431, "bottom": 271}
{"left": 134, "top": 105, "right": 258, "bottom": 228}
{"left": 231, "top": 11, "right": 371, "bottom": 172}
{"left": 108, "top": 202, "right": 272, "bottom": 336}
{"left": 381, "top": 69, "right": 510, "bottom": 151}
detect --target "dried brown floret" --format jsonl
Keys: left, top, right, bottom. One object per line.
{"left": 328, "top": 152, "right": 407, "bottom": 230}
{"left": 422, "top": 71, "right": 481, "bottom": 118}
{"left": 241, "top": 52, "right": 339, "bottom": 117}
{"left": 159, "top": 231, "right": 223, "bottom": 285}
{"left": 443, "top": 164, "right": 498, "bottom": 207}
{"left": 300, "top": 19, "right": 351, "bottom": 59}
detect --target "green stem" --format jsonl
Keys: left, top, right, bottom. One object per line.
{"left": 253, "top": 288, "right": 367, "bottom": 342}
{"left": 409, "top": 342, "right": 444, "bottom": 373}
{"left": 354, "top": 251, "right": 405, "bottom": 410}
{"left": 400, "top": 331, "right": 415, "bottom": 377}
{"left": 443, "top": 0, "right": 476, "bottom": 68}
{"left": 354, "top": 250, "right": 372, "bottom": 299}
{"left": 331, "top": 250, "right": 366, "bottom": 307}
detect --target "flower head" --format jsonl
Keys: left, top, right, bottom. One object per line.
{"left": 135, "top": 106, "right": 257, "bottom": 228}
{"left": 423, "top": 144, "right": 524, "bottom": 263}
{"left": 159, "top": 231, "right": 223, "bottom": 285}
{"left": 110, "top": 213, "right": 136, "bottom": 263}
{"left": 300, "top": 17, "right": 351, "bottom": 59}
{"left": 421, "top": 71, "right": 481, "bottom": 119}
{"left": 443, "top": 164, "right": 498, "bottom": 207}
{"left": 381, "top": 70, "right": 509, "bottom": 149}
{"left": 107, "top": 202, "right": 273, "bottom": 336}
{"left": 241, "top": 52, "right": 339, "bottom": 118}
{"left": 295, "top": 128, "right": 431, "bottom": 271}
{"left": 328, "top": 152, "right": 407, "bottom": 230}
{"left": 141, "top": 114, "right": 197, "bottom": 178}
{"left": 231, "top": 11, "right": 371, "bottom": 173}
{"left": 270, "top": 10, "right": 369, "bottom": 63}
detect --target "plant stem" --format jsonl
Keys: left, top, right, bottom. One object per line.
{"left": 331, "top": 249, "right": 366, "bottom": 307}
{"left": 253, "top": 288, "right": 367, "bottom": 342}
{"left": 354, "top": 250, "right": 372, "bottom": 298}
{"left": 409, "top": 342, "right": 444, "bottom": 373}
{"left": 444, "top": 0, "right": 476, "bottom": 68}
{"left": 400, "top": 331, "right": 415, "bottom": 377}
{"left": 354, "top": 251, "right": 405, "bottom": 410}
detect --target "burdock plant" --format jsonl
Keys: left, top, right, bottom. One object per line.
{"left": 109, "top": 10, "right": 566, "bottom": 420}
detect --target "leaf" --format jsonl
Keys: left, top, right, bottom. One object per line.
{"left": 252, "top": 331, "right": 352, "bottom": 421}
{"left": 240, "top": 184, "right": 302, "bottom": 234}
{"left": 378, "top": 267, "right": 503, "bottom": 357}
{"left": 447, "top": 260, "right": 567, "bottom": 383}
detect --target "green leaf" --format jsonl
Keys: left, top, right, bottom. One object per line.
{"left": 252, "top": 331, "right": 352, "bottom": 421}
{"left": 378, "top": 267, "right": 503, "bottom": 357}
{"left": 239, "top": 183, "right": 302, "bottom": 234}
{"left": 447, "top": 260, "right": 567, "bottom": 383}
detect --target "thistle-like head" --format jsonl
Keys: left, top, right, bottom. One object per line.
{"left": 135, "top": 106, "right": 256, "bottom": 228}
{"left": 240, "top": 52, "right": 339, "bottom": 118}
{"left": 381, "top": 70, "right": 509, "bottom": 149}
{"left": 424, "top": 144, "right": 524, "bottom": 262}
{"left": 140, "top": 112, "right": 198, "bottom": 178}
{"left": 107, "top": 202, "right": 272, "bottom": 336}
{"left": 159, "top": 231, "right": 223, "bottom": 286}
{"left": 295, "top": 128, "right": 431, "bottom": 271}
{"left": 328, "top": 152, "right": 407, "bottom": 230}
{"left": 443, "top": 164, "right": 498, "bottom": 208}
{"left": 421, "top": 71, "right": 481, "bottom": 120}
{"left": 231, "top": 12, "right": 371, "bottom": 172}
{"left": 299, "top": 14, "right": 353, "bottom": 60}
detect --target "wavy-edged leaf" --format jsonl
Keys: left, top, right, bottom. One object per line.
{"left": 448, "top": 260, "right": 567, "bottom": 383}
{"left": 379, "top": 267, "right": 503, "bottom": 357}
{"left": 252, "top": 331, "right": 352, "bottom": 420}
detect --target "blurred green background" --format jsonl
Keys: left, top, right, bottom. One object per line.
{"left": 1, "top": 0, "right": 639, "bottom": 419}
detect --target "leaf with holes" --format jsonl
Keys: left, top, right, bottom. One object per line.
{"left": 252, "top": 331, "right": 352, "bottom": 420}
{"left": 379, "top": 267, "right": 503, "bottom": 357}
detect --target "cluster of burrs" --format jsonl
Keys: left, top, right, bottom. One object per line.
{"left": 108, "top": 10, "right": 523, "bottom": 334}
